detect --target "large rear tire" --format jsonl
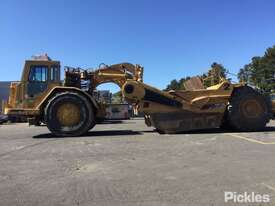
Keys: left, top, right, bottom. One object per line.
{"left": 225, "top": 86, "right": 271, "bottom": 131}
{"left": 44, "top": 92, "right": 95, "bottom": 137}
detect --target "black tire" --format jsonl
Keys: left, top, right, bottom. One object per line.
{"left": 44, "top": 92, "right": 95, "bottom": 137}
{"left": 220, "top": 111, "right": 232, "bottom": 131}
{"left": 155, "top": 128, "right": 165, "bottom": 134}
{"left": 225, "top": 86, "right": 271, "bottom": 131}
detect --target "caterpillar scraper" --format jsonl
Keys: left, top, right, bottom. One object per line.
{"left": 122, "top": 78, "right": 272, "bottom": 133}
{"left": 4, "top": 55, "right": 273, "bottom": 136}
{"left": 4, "top": 54, "right": 143, "bottom": 136}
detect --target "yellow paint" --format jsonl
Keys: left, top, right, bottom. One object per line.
{"left": 76, "top": 163, "right": 99, "bottom": 173}
{"left": 226, "top": 133, "right": 275, "bottom": 145}
{"left": 262, "top": 183, "right": 275, "bottom": 193}
{"left": 56, "top": 103, "right": 81, "bottom": 126}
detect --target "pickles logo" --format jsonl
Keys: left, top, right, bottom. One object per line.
{"left": 224, "top": 192, "right": 270, "bottom": 203}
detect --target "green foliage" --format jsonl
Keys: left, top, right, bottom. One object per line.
{"left": 202, "top": 62, "right": 227, "bottom": 87}
{"left": 165, "top": 44, "right": 275, "bottom": 93}
{"left": 165, "top": 62, "right": 227, "bottom": 90}
{"left": 111, "top": 91, "right": 123, "bottom": 103}
{"left": 238, "top": 45, "right": 275, "bottom": 92}
{"left": 165, "top": 77, "right": 190, "bottom": 91}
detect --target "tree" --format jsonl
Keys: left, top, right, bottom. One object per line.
{"left": 202, "top": 62, "right": 227, "bottom": 87}
{"left": 237, "top": 45, "right": 275, "bottom": 92}
{"left": 238, "top": 64, "right": 251, "bottom": 83}
{"left": 165, "top": 79, "right": 180, "bottom": 91}
{"left": 165, "top": 62, "right": 228, "bottom": 90}
{"left": 165, "top": 77, "right": 190, "bottom": 91}
{"left": 111, "top": 91, "right": 123, "bottom": 103}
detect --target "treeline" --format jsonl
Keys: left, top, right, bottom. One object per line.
{"left": 165, "top": 62, "right": 228, "bottom": 91}
{"left": 238, "top": 45, "right": 275, "bottom": 92}
{"left": 165, "top": 45, "right": 275, "bottom": 92}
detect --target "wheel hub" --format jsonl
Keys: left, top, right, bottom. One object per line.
{"left": 56, "top": 103, "right": 81, "bottom": 126}
{"left": 242, "top": 99, "right": 263, "bottom": 118}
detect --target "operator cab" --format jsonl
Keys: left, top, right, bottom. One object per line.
{"left": 6, "top": 54, "right": 61, "bottom": 112}
{"left": 22, "top": 54, "right": 61, "bottom": 98}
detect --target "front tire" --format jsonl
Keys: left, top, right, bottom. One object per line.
{"left": 44, "top": 92, "right": 95, "bottom": 137}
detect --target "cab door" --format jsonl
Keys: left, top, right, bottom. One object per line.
{"left": 27, "top": 65, "right": 49, "bottom": 98}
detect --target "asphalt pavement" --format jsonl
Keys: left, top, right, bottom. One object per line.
{"left": 0, "top": 118, "right": 275, "bottom": 206}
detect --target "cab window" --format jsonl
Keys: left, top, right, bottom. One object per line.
{"left": 29, "top": 66, "right": 48, "bottom": 82}
{"left": 50, "top": 66, "right": 60, "bottom": 81}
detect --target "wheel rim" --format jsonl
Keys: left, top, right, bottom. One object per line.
{"left": 241, "top": 99, "right": 263, "bottom": 118}
{"left": 56, "top": 103, "right": 81, "bottom": 126}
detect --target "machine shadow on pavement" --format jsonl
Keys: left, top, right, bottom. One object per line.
{"left": 96, "top": 120, "right": 136, "bottom": 124}
{"left": 150, "top": 126, "right": 275, "bottom": 135}
{"left": 32, "top": 130, "right": 142, "bottom": 139}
